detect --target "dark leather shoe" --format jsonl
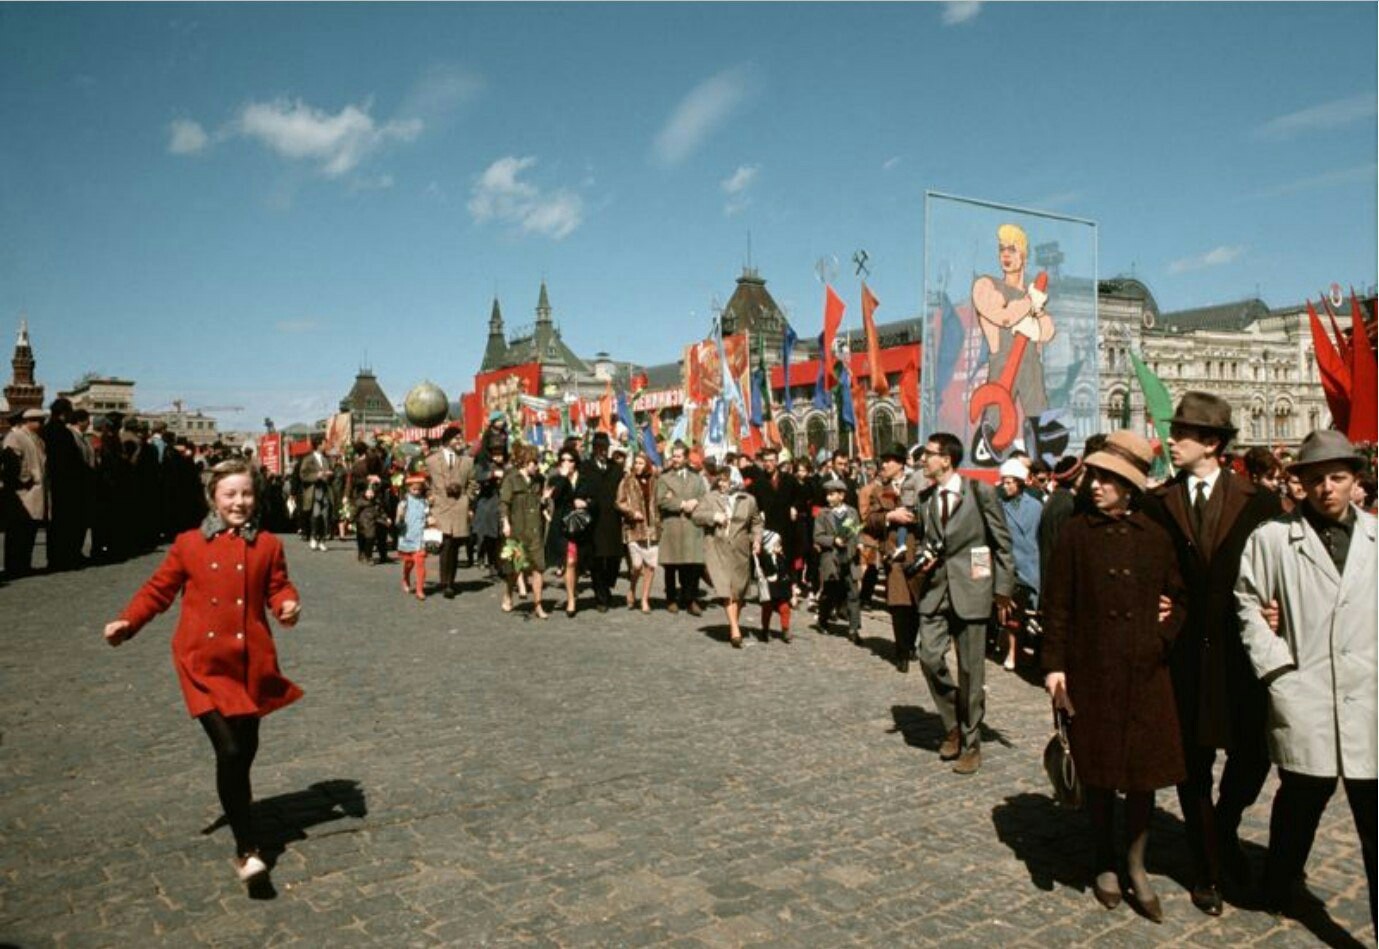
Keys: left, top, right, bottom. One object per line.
{"left": 952, "top": 748, "right": 982, "bottom": 775}
{"left": 1129, "top": 887, "right": 1164, "bottom": 923}
{"left": 895, "top": 655, "right": 909, "bottom": 673}
{"left": 1190, "top": 882, "right": 1223, "bottom": 917}
{"left": 687, "top": 602, "right": 703, "bottom": 617}
{"left": 443, "top": 588, "right": 456, "bottom": 600}
{"left": 938, "top": 728, "right": 961, "bottom": 761}
{"left": 666, "top": 602, "right": 680, "bottom": 614}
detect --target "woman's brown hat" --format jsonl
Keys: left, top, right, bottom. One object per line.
{"left": 1083, "top": 430, "right": 1154, "bottom": 491}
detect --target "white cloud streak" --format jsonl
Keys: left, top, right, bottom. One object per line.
{"left": 274, "top": 319, "right": 320, "bottom": 334}
{"left": 720, "top": 164, "right": 759, "bottom": 216}
{"left": 469, "top": 156, "right": 584, "bottom": 240}
{"left": 882, "top": 156, "right": 902, "bottom": 171}
{"left": 1253, "top": 92, "right": 1376, "bottom": 141}
{"left": 654, "top": 66, "right": 755, "bottom": 166}
{"left": 235, "top": 98, "right": 421, "bottom": 178}
{"left": 1249, "top": 163, "right": 1377, "bottom": 199}
{"left": 941, "top": 1, "right": 982, "bottom": 25}
{"left": 1168, "top": 245, "right": 1246, "bottom": 275}
{"left": 167, "top": 118, "right": 209, "bottom": 155}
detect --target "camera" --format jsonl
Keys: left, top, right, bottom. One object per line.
{"left": 902, "top": 537, "right": 944, "bottom": 578}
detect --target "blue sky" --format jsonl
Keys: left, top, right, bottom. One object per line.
{"left": 2, "top": 2, "right": 1375, "bottom": 429}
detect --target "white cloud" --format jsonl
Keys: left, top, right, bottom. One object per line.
{"left": 720, "top": 164, "right": 759, "bottom": 216}
{"left": 882, "top": 156, "right": 902, "bottom": 171}
{"left": 1249, "top": 163, "right": 1377, "bottom": 199}
{"left": 1254, "top": 92, "right": 1376, "bottom": 141}
{"left": 395, "top": 64, "right": 484, "bottom": 122}
{"left": 235, "top": 98, "right": 422, "bottom": 178}
{"left": 1168, "top": 245, "right": 1246, "bottom": 275}
{"left": 721, "top": 164, "right": 758, "bottom": 195}
{"left": 167, "top": 118, "right": 209, "bottom": 155}
{"left": 941, "top": 1, "right": 982, "bottom": 25}
{"left": 468, "top": 156, "right": 584, "bottom": 240}
{"left": 654, "top": 66, "right": 755, "bottom": 166}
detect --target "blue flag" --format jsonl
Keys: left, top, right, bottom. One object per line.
{"left": 640, "top": 423, "right": 663, "bottom": 466}
{"left": 812, "top": 333, "right": 832, "bottom": 410}
{"left": 837, "top": 363, "right": 856, "bottom": 431}
{"left": 781, "top": 321, "right": 798, "bottom": 405}
{"left": 615, "top": 389, "right": 635, "bottom": 436}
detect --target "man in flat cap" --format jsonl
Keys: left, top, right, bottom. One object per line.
{"left": 1143, "top": 392, "right": 1281, "bottom": 915}
{"left": 2, "top": 407, "right": 48, "bottom": 577}
{"left": 1235, "top": 430, "right": 1375, "bottom": 925}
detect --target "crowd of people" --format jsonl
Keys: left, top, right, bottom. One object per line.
{"left": 5, "top": 391, "right": 1374, "bottom": 934}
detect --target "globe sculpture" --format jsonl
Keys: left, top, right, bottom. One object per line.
{"left": 403, "top": 381, "right": 450, "bottom": 428}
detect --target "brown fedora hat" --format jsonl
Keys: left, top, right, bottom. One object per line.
{"left": 1084, "top": 430, "right": 1154, "bottom": 491}
{"left": 1288, "top": 429, "right": 1363, "bottom": 473}
{"left": 1168, "top": 391, "right": 1236, "bottom": 434}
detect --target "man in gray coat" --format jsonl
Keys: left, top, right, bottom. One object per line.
{"left": 1236, "top": 430, "right": 1376, "bottom": 925}
{"left": 655, "top": 441, "right": 706, "bottom": 615}
{"left": 912, "top": 431, "right": 1015, "bottom": 774}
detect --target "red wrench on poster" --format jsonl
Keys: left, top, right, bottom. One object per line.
{"left": 969, "top": 271, "right": 1048, "bottom": 452}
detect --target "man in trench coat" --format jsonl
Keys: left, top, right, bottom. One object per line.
{"left": 425, "top": 427, "right": 476, "bottom": 598}
{"left": 655, "top": 441, "right": 706, "bottom": 614}
{"left": 1235, "top": 430, "right": 1376, "bottom": 926}
{"left": 2, "top": 408, "right": 48, "bottom": 577}
{"left": 1142, "top": 392, "right": 1281, "bottom": 915}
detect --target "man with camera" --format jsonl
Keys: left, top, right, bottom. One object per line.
{"left": 910, "top": 433, "right": 1015, "bottom": 775}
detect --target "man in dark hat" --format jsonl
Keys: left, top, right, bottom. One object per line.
{"left": 1236, "top": 430, "right": 1375, "bottom": 923}
{"left": 577, "top": 431, "right": 624, "bottom": 611}
{"left": 1143, "top": 392, "right": 1281, "bottom": 915}
{"left": 748, "top": 446, "right": 803, "bottom": 594}
{"left": 42, "top": 397, "right": 90, "bottom": 570}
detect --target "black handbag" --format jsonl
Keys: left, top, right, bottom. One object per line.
{"left": 562, "top": 507, "right": 592, "bottom": 538}
{"left": 1042, "top": 705, "right": 1083, "bottom": 809}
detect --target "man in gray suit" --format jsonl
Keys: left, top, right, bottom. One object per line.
{"left": 912, "top": 432, "right": 1015, "bottom": 774}
{"left": 425, "top": 427, "right": 476, "bottom": 599}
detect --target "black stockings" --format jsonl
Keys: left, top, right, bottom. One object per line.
{"left": 1087, "top": 787, "right": 1155, "bottom": 892}
{"left": 199, "top": 711, "right": 261, "bottom": 857}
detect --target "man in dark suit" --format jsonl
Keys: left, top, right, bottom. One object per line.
{"left": 577, "top": 432, "right": 624, "bottom": 612}
{"left": 749, "top": 447, "right": 801, "bottom": 586}
{"left": 912, "top": 432, "right": 1015, "bottom": 775}
{"left": 1143, "top": 392, "right": 1282, "bottom": 916}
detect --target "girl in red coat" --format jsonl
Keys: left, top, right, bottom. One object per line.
{"left": 104, "top": 457, "right": 303, "bottom": 885}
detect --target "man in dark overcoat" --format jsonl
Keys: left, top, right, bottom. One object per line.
{"left": 749, "top": 447, "right": 801, "bottom": 583}
{"left": 1142, "top": 392, "right": 1282, "bottom": 916}
{"left": 42, "top": 398, "right": 89, "bottom": 570}
{"left": 577, "top": 431, "right": 624, "bottom": 611}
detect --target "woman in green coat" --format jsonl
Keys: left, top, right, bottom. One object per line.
{"left": 499, "top": 443, "right": 548, "bottom": 619}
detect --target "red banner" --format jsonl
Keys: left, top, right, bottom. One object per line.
{"left": 683, "top": 334, "right": 751, "bottom": 406}
{"left": 259, "top": 433, "right": 282, "bottom": 475}
{"left": 465, "top": 363, "right": 543, "bottom": 440}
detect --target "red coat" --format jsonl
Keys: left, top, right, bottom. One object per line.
{"left": 120, "top": 527, "right": 303, "bottom": 718}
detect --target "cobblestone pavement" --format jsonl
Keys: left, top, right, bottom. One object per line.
{"left": 1, "top": 537, "right": 1373, "bottom": 947}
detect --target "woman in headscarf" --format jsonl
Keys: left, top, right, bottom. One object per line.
{"left": 692, "top": 460, "right": 763, "bottom": 648}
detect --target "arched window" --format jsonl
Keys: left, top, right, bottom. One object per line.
{"left": 806, "top": 414, "right": 830, "bottom": 457}
{"left": 871, "top": 408, "right": 895, "bottom": 458}
{"left": 776, "top": 414, "right": 797, "bottom": 456}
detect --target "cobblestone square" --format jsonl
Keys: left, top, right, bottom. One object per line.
{"left": 1, "top": 541, "right": 1372, "bottom": 946}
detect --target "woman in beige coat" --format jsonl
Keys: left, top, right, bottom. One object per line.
{"left": 692, "top": 461, "right": 763, "bottom": 648}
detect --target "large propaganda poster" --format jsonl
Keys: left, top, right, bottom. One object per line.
{"left": 465, "top": 362, "right": 542, "bottom": 438}
{"left": 921, "top": 192, "right": 1098, "bottom": 469}
{"left": 683, "top": 333, "right": 751, "bottom": 405}
{"left": 258, "top": 433, "right": 282, "bottom": 475}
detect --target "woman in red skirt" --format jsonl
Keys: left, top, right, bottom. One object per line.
{"left": 104, "top": 457, "right": 303, "bottom": 885}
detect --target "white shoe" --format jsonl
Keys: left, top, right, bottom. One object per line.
{"left": 235, "top": 854, "right": 268, "bottom": 882}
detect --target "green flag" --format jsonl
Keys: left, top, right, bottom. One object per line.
{"left": 1129, "top": 349, "right": 1175, "bottom": 477}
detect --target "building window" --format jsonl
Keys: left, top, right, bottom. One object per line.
{"left": 871, "top": 409, "right": 894, "bottom": 459}
{"left": 806, "top": 414, "right": 830, "bottom": 456}
{"left": 777, "top": 415, "right": 797, "bottom": 456}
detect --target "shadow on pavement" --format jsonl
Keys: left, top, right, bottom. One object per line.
{"left": 888, "top": 704, "right": 1013, "bottom": 751}
{"left": 201, "top": 778, "right": 368, "bottom": 900}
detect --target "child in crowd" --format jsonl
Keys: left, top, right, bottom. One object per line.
{"left": 756, "top": 530, "right": 794, "bottom": 643}
{"left": 814, "top": 479, "right": 862, "bottom": 642}
{"left": 396, "top": 474, "right": 431, "bottom": 600}
{"left": 103, "top": 457, "right": 303, "bottom": 887}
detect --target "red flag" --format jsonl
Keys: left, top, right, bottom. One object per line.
{"left": 599, "top": 382, "right": 614, "bottom": 435}
{"left": 1321, "top": 293, "right": 1352, "bottom": 365}
{"left": 899, "top": 350, "right": 920, "bottom": 424}
{"left": 1307, "top": 301, "right": 1352, "bottom": 434}
{"left": 862, "top": 282, "right": 888, "bottom": 397}
{"left": 852, "top": 375, "right": 874, "bottom": 460}
{"left": 1347, "top": 292, "right": 1377, "bottom": 442}
{"left": 821, "top": 285, "right": 846, "bottom": 390}
{"left": 570, "top": 398, "right": 583, "bottom": 430}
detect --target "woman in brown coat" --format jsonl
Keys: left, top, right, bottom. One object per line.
{"left": 1042, "top": 431, "right": 1186, "bottom": 922}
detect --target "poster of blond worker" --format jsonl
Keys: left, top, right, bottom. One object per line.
{"left": 920, "top": 193, "right": 1098, "bottom": 468}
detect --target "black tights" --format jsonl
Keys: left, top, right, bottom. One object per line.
{"left": 199, "top": 711, "right": 261, "bottom": 857}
